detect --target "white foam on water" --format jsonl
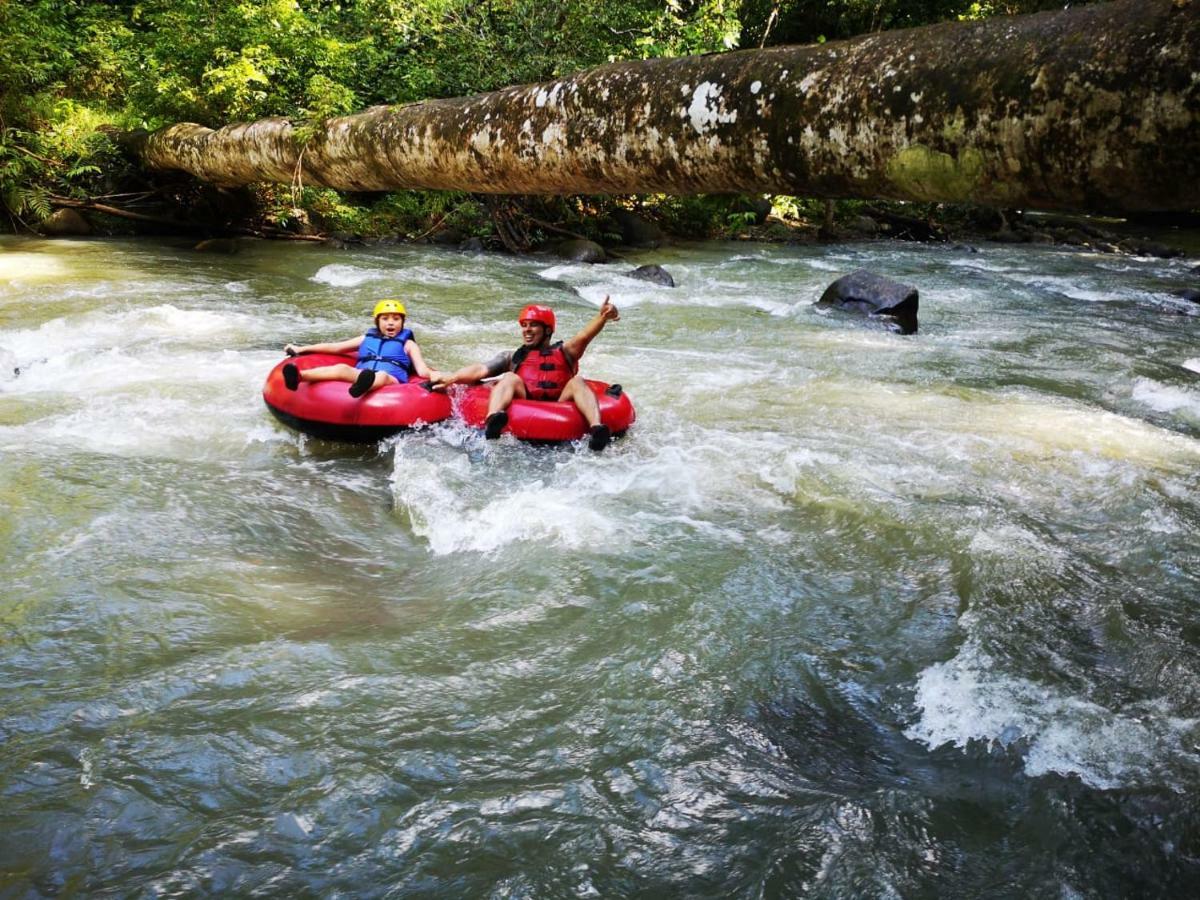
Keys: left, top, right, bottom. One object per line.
{"left": 0, "top": 300, "right": 284, "bottom": 457}
{"left": 398, "top": 264, "right": 500, "bottom": 287}
{"left": 575, "top": 278, "right": 678, "bottom": 310}
{"left": 0, "top": 252, "right": 70, "bottom": 283}
{"left": 3, "top": 386, "right": 282, "bottom": 459}
{"left": 1140, "top": 507, "right": 1182, "bottom": 535}
{"left": 389, "top": 422, "right": 766, "bottom": 556}
{"left": 819, "top": 382, "right": 1200, "bottom": 469}
{"left": 533, "top": 266, "right": 657, "bottom": 311}
{"left": 907, "top": 642, "right": 1199, "bottom": 790}
{"left": 310, "top": 264, "right": 389, "bottom": 287}
{"left": 535, "top": 263, "right": 592, "bottom": 282}
{"left": 947, "top": 257, "right": 1021, "bottom": 273}
{"left": 390, "top": 444, "right": 620, "bottom": 555}
{"left": 1130, "top": 377, "right": 1200, "bottom": 420}
{"left": 422, "top": 315, "right": 510, "bottom": 337}
{"left": 805, "top": 258, "right": 851, "bottom": 272}
{"left": 1000, "top": 272, "right": 1111, "bottom": 300}
{"left": 752, "top": 445, "right": 839, "bottom": 497}
{"left": 0, "top": 305, "right": 277, "bottom": 406}
{"left": 966, "top": 523, "right": 1068, "bottom": 581}
{"left": 0, "top": 348, "right": 17, "bottom": 384}
{"left": 0, "top": 304, "right": 267, "bottom": 364}
{"left": 535, "top": 260, "right": 811, "bottom": 316}
{"left": 1182, "top": 358, "right": 1200, "bottom": 375}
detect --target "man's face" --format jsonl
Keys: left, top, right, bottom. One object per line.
{"left": 519, "top": 319, "right": 548, "bottom": 347}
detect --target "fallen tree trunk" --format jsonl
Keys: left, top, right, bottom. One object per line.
{"left": 132, "top": 0, "right": 1199, "bottom": 214}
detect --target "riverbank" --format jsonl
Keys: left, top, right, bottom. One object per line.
{"left": 24, "top": 187, "right": 1199, "bottom": 270}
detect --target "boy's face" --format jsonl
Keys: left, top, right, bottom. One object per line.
{"left": 376, "top": 313, "right": 405, "bottom": 337}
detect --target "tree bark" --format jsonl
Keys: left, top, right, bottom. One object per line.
{"left": 132, "top": 0, "right": 1199, "bottom": 214}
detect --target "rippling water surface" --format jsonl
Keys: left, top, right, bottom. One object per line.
{"left": 2, "top": 234, "right": 1199, "bottom": 896}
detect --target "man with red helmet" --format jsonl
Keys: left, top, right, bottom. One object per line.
{"left": 432, "top": 296, "right": 620, "bottom": 450}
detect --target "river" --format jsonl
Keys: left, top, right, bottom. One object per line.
{"left": 1, "top": 233, "right": 1198, "bottom": 896}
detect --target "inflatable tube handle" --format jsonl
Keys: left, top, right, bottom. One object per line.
{"left": 605, "top": 383, "right": 623, "bottom": 397}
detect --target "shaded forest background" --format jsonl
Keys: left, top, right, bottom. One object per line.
{"left": 0, "top": 0, "right": 1093, "bottom": 241}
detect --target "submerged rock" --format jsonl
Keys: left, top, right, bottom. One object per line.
{"left": 325, "top": 231, "right": 363, "bottom": 249}
{"left": 430, "top": 227, "right": 466, "bottom": 246}
{"left": 556, "top": 239, "right": 606, "bottom": 263}
{"left": 848, "top": 215, "right": 879, "bottom": 236}
{"left": 816, "top": 269, "right": 919, "bottom": 335}
{"left": 194, "top": 238, "right": 239, "bottom": 254}
{"left": 459, "top": 236, "right": 485, "bottom": 253}
{"left": 627, "top": 264, "right": 675, "bottom": 287}
{"left": 1120, "top": 239, "right": 1184, "bottom": 259}
{"left": 40, "top": 209, "right": 91, "bottom": 237}
{"left": 1174, "top": 288, "right": 1200, "bottom": 304}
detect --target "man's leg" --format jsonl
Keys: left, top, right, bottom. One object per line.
{"left": 485, "top": 373, "right": 526, "bottom": 438}
{"left": 559, "top": 376, "right": 609, "bottom": 450}
{"left": 558, "top": 376, "right": 601, "bottom": 427}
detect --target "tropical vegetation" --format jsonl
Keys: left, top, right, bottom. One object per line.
{"left": 0, "top": 0, "right": 1094, "bottom": 239}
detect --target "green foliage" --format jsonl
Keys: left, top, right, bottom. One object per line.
{"left": 1, "top": 0, "right": 1083, "bottom": 234}
{"left": 636, "top": 1, "right": 743, "bottom": 59}
{"left": 740, "top": 0, "right": 1100, "bottom": 47}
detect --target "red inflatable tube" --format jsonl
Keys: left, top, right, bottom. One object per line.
{"left": 457, "top": 379, "right": 636, "bottom": 443}
{"left": 262, "top": 353, "right": 452, "bottom": 442}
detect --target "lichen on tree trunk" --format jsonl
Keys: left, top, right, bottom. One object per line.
{"left": 133, "top": 0, "right": 1200, "bottom": 214}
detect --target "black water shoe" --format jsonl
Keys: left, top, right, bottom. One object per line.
{"left": 349, "top": 369, "right": 375, "bottom": 397}
{"left": 588, "top": 424, "right": 611, "bottom": 452}
{"left": 283, "top": 363, "right": 300, "bottom": 391}
{"left": 484, "top": 411, "right": 508, "bottom": 439}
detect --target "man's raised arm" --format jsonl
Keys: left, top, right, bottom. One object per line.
{"left": 563, "top": 297, "right": 619, "bottom": 362}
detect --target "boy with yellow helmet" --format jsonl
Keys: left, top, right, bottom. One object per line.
{"left": 282, "top": 299, "right": 440, "bottom": 397}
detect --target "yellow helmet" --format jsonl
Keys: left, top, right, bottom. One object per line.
{"left": 372, "top": 299, "right": 406, "bottom": 318}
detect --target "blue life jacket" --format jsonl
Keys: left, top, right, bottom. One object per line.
{"left": 357, "top": 327, "right": 414, "bottom": 382}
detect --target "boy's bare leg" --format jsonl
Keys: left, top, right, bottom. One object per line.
{"left": 300, "top": 364, "right": 361, "bottom": 383}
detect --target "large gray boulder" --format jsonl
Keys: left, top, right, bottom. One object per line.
{"left": 816, "top": 269, "right": 919, "bottom": 334}
{"left": 609, "top": 209, "right": 664, "bottom": 249}
{"left": 556, "top": 239, "right": 606, "bottom": 263}
{"left": 627, "top": 264, "right": 675, "bottom": 287}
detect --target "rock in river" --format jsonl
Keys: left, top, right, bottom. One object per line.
{"left": 627, "top": 264, "right": 675, "bottom": 287}
{"left": 816, "top": 269, "right": 919, "bottom": 334}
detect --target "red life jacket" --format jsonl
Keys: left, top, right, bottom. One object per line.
{"left": 512, "top": 341, "right": 577, "bottom": 400}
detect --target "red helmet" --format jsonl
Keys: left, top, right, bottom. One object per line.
{"left": 518, "top": 304, "right": 555, "bottom": 332}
